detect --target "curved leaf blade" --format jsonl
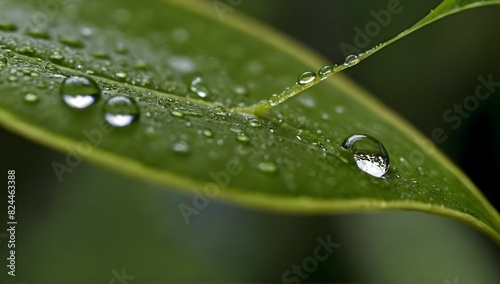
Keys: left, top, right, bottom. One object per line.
{"left": 0, "top": 0, "right": 499, "bottom": 243}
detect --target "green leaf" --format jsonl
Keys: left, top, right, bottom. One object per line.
{"left": 0, "top": 0, "right": 499, "bottom": 244}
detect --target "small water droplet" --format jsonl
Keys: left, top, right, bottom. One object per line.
{"left": 133, "top": 59, "right": 149, "bottom": 70}
{"left": 45, "top": 62, "right": 58, "bottom": 71}
{"left": 170, "top": 110, "right": 185, "bottom": 118}
{"left": 145, "top": 126, "right": 156, "bottom": 137}
{"left": 344, "top": 55, "right": 359, "bottom": 66}
{"left": 0, "top": 55, "right": 7, "bottom": 67}
{"left": 318, "top": 65, "right": 334, "bottom": 78}
{"left": 172, "top": 141, "right": 191, "bottom": 154}
{"left": 103, "top": 96, "right": 140, "bottom": 127}
{"left": 299, "top": 96, "right": 316, "bottom": 107}
{"left": 80, "top": 27, "right": 94, "bottom": 37}
{"left": 236, "top": 133, "right": 250, "bottom": 143}
{"left": 418, "top": 166, "right": 425, "bottom": 176}
{"left": 183, "top": 110, "right": 204, "bottom": 117}
{"left": 257, "top": 161, "right": 277, "bottom": 174}
{"left": 268, "top": 94, "right": 279, "bottom": 106}
{"left": 229, "top": 127, "right": 243, "bottom": 134}
{"left": 297, "top": 71, "right": 316, "bottom": 85}
{"left": 115, "top": 42, "right": 128, "bottom": 54}
{"left": 92, "top": 52, "right": 110, "bottom": 60}
{"left": 190, "top": 77, "right": 209, "bottom": 98}
{"left": 168, "top": 56, "right": 195, "bottom": 73}
{"left": 24, "top": 93, "right": 39, "bottom": 104}
{"left": 17, "top": 46, "right": 35, "bottom": 56}
{"left": 60, "top": 76, "right": 100, "bottom": 109}
{"left": 233, "top": 85, "right": 248, "bottom": 96}
{"left": 115, "top": 72, "right": 128, "bottom": 80}
{"left": 248, "top": 118, "right": 262, "bottom": 128}
{"left": 342, "top": 134, "right": 389, "bottom": 178}
{"left": 25, "top": 29, "right": 50, "bottom": 39}
{"left": 335, "top": 106, "right": 345, "bottom": 114}
{"left": 211, "top": 106, "right": 227, "bottom": 116}
{"left": 0, "top": 23, "right": 17, "bottom": 31}
{"left": 202, "top": 129, "right": 213, "bottom": 137}
{"left": 59, "top": 37, "right": 84, "bottom": 48}
{"left": 36, "top": 81, "right": 47, "bottom": 89}
{"left": 49, "top": 52, "right": 65, "bottom": 63}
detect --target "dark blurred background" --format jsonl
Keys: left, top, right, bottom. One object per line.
{"left": 1, "top": 0, "right": 500, "bottom": 282}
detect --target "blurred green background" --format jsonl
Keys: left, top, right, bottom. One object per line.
{"left": 1, "top": 0, "right": 500, "bottom": 282}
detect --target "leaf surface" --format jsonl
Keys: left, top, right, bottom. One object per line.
{"left": 0, "top": 0, "right": 499, "bottom": 243}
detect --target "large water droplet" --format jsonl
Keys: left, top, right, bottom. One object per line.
{"left": 342, "top": 134, "right": 389, "bottom": 178}
{"left": 103, "top": 96, "right": 140, "bottom": 127}
{"left": 60, "top": 76, "right": 100, "bottom": 109}
{"left": 344, "top": 55, "right": 359, "bottom": 66}
{"left": 190, "top": 77, "right": 209, "bottom": 98}
{"left": 297, "top": 71, "right": 316, "bottom": 85}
